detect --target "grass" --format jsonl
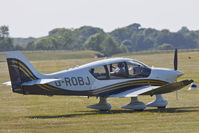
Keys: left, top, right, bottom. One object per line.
{"left": 0, "top": 50, "right": 199, "bottom": 133}
{"left": 0, "top": 50, "right": 101, "bottom": 62}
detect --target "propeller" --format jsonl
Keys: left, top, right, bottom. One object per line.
{"left": 174, "top": 48, "right": 178, "bottom": 71}
{"left": 174, "top": 48, "right": 178, "bottom": 100}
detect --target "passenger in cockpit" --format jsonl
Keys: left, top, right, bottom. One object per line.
{"left": 133, "top": 65, "right": 142, "bottom": 75}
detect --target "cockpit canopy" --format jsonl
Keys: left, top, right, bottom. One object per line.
{"left": 89, "top": 60, "right": 151, "bottom": 80}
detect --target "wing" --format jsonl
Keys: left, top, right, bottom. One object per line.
{"left": 109, "top": 80, "right": 193, "bottom": 97}
{"left": 109, "top": 85, "right": 159, "bottom": 97}
{"left": 142, "top": 79, "right": 193, "bottom": 95}
{"left": 3, "top": 79, "right": 61, "bottom": 86}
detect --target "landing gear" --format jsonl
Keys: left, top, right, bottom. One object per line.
{"left": 146, "top": 94, "right": 168, "bottom": 109}
{"left": 87, "top": 97, "right": 111, "bottom": 111}
{"left": 87, "top": 95, "right": 168, "bottom": 111}
{"left": 157, "top": 106, "right": 166, "bottom": 109}
{"left": 121, "top": 97, "right": 146, "bottom": 111}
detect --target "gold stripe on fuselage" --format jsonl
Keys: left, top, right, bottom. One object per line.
{"left": 42, "top": 84, "right": 60, "bottom": 91}
{"left": 37, "top": 85, "right": 50, "bottom": 91}
{"left": 93, "top": 80, "right": 166, "bottom": 93}
{"left": 93, "top": 80, "right": 167, "bottom": 94}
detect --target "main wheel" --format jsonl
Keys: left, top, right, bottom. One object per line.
{"left": 135, "top": 109, "right": 144, "bottom": 111}
{"left": 157, "top": 106, "right": 166, "bottom": 109}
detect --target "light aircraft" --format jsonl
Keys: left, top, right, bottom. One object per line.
{"left": 4, "top": 50, "right": 193, "bottom": 111}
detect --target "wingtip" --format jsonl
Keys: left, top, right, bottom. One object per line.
{"left": 187, "top": 79, "right": 194, "bottom": 83}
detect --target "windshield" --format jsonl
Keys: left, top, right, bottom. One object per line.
{"left": 127, "top": 60, "right": 151, "bottom": 78}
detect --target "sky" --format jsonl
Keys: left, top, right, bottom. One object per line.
{"left": 1, "top": 0, "right": 199, "bottom": 37}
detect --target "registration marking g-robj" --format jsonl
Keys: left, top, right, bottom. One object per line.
{"left": 4, "top": 50, "right": 193, "bottom": 111}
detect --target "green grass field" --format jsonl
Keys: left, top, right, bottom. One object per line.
{"left": 0, "top": 50, "right": 101, "bottom": 62}
{"left": 0, "top": 50, "right": 199, "bottom": 133}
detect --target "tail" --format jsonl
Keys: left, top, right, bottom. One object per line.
{"left": 6, "top": 51, "right": 41, "bottom": 93}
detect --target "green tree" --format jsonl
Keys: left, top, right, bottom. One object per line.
{"left": 83, "top": 34, "right": 122, "bottom": 56}
{"left": 178, "top": 26, "right": 189, "bottom": 33}
{"left": 35, "top": 38, "right": 56, "bottom": 50}
{"left": 83, "top": 33, "right": 106, "bottom": 51}
{"left": 130, "top": 23, "right": 141, "bottom": 30}
{"left": 14, "top": 44, "right": 23, "bottom": 50}
{"left": 120, "top": 44, "right": 128, "bottom": 53}
{"left": 26, "top": 41, "right": 36, "bottom": 50}
{"left": 0, "top": 25, "right": 13, "bottom": 51}
{"left": 101, "top": 36, "right": 121, "bottom": 56}
{"left": 0, "top": 25, "right": 9, "bottom": 38}
{"left": 23, "top": 23, "right": 199, "bottom": 53}
{"left": 121, "top": 40, "right": 133, "bottom": 52}
{"left": 158, "top": 43, "right": 174, "bottom": 50}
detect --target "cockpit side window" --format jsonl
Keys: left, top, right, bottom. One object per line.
{"left": 89, "top": 65, "right": 109, "bottom": 80}
{"left": 109, "top": 62, "right": 129, "bottom": 79}
{"left": 127, "top": 61, "right": 151, "bottom": 78}
{"left": 89, "top": 60, "right": 151, "bottom": 80}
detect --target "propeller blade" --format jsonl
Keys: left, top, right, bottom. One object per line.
{"left": 174, "top": 48, "right": 178, "bottom": 70}
{"left": 174, "top": 48, "right": 178, "bottom": 100}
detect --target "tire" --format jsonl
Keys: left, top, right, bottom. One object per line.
{"left": 157, "top": 106, "right": 166, "bottom": 109}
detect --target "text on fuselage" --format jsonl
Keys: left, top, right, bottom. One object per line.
{"left": 55, "top": 77, "right": 91, "bottom": 86}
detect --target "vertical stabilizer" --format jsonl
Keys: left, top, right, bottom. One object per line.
{"left": 6, "top": 51, "right": 41, "bottom": 92}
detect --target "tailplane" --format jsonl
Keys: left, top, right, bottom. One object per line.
{"left": 6, "top": 51, "right": 41, "bottom": 93}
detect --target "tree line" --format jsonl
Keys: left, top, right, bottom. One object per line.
{"left": 0, "top": 26, "right": 13, "bottom": 51}
{"left": 1, "top": 24, "right": 199, "bottom": 55}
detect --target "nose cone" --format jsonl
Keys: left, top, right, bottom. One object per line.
{"left": 175, "top": 70, "right": 184, "bottom": 77}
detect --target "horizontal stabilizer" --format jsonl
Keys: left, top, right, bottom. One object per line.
{"left": 3, "top": 81, "right": 11, "bottom": 86}
{"left": 22, "top": 78, "right": 61, "bottom": 86}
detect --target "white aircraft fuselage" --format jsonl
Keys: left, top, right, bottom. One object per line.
{"left": 4, "top": 51, "right": 192, "bottom": 111}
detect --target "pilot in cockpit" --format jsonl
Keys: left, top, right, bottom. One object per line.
{"left": 111, "top": 62, "right": 127, "bottom": 77}
{"left": 133, "top": 65, "right": 142, "bottom": 75}
{"left": 128, "top": 64, "right": 142, "bottom": 78}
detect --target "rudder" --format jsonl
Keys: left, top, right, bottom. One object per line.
{"left": 6, "top": 51, "right": 41, "bottom": 93}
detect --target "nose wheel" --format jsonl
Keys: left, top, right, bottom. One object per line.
{"left": 157, "top": 106, "right": 166, "bottom": 109}
{"left": 121, "top": 97, "right": 146, "bottom": 111}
